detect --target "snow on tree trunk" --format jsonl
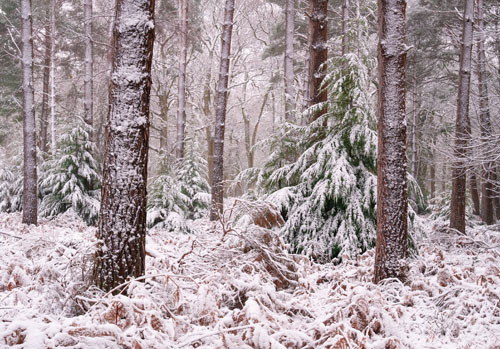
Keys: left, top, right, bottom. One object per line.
{"left": 470, "top": 172, "right": 481, "bottom": 216}
{"left": 307, "top": 0, "right": 328, "bottom": 121}
{"left": 373, "top": 0, "right": 408, "bottom": 283}
{"left": 341, "top": 0, "right": 349, "bottom": 56}
{"left": 84, "top": 0, "right": 94, "bottom": 139}
{"left": 209, "top": 0, "right": 235, "bottom": 221}
{"left": 449, "top": 0, "right": 474, "bottom": 234}
{"left": 476, "top": 0, "right": 494, "bottom": 225}
{"left": 40, "top": 8, "right": 51, "bottom": 154}
{"left": 21, "top": 0, "right": 37, "bottom": 225}
{"left": 50, "top": 0, "right": 56, "bottom": 155}
{"left": 176, "top": 0, "right": 188, "bottom": 159}
{"left": 94, "top": 0, "right": 155, "bottom": 292}
{"left": 284, "top": 0, "right": 295, "bottom": 121}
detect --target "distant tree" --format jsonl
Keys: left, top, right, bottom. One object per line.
{"left": 84, "top": 0, "right": 94, "bottom": 138}
{"left": 373, "top": 0, "right": 409, "bottom": 283}
{"left": 94, "top": 0, "right": 156, "bottom": 292}
{"left": 21, "top": 0, "right": 37, "bottom": 225}
{"left": 449, "top": 0, "right": 474, "bottom": 234}
{"left": 284, "top": 0, "right": 295, "bottom": 121}
{"left": 40, "top": 5, "right": 51, "bottom": 154}
{"left": 176, "top": 0, "right": 189, "bottom": 158}
{"left": 476, "top": 0, "right": 495, "bottom": 225}
{"left": 210, "top": 0, "right": 235, "bottom": 221}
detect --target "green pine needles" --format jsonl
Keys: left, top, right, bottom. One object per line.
{"left": 39, "top": 120, "right": 101, "bottom": 225}
{"left": 259, "top": 54, "right": 378, "bottom": 262}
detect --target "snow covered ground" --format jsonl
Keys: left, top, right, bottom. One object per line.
{"left": 0, "top": 211, "right": 499, "bottom": 348}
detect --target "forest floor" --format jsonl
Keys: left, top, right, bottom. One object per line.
{"left": 0, "top": 210, "right": 499, "bottom": 349}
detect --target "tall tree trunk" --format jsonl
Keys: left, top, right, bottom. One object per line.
{"left": 307, "top": 0, "right": 328, "bottom": 121}
{"left": 476, "top": 0, "right": 494, "bottom": 225}
{"left": 50, "top": 0, "right": 56, "bottom": 154}
{"left": 21, "top": 0, "right": 37, "bottom": 225}
{"left": 202, "top": 50, "right": 214, "bottom": 186}
{"left": 40, "top": 9, "right": 51, "bottom": 154}
{"left": 449, "top": 0, "right": 474, "bottom": 234}
{"left": 373, "top": 0, "right": 408, "bottom": 283}
{"left": 341, "top": 0, "right": 349, "bottom": 56}
{"left": 284, "top": 0, "right": 295, "bottom": 121}
{"left": 430, "top": 156, "right": 435, "bottom": 198}
{"left": 210, "top": 0, "right": 235, "bottom": 221}
{"left": 84, "top": 0, "right": 94, "bottom": 138}
{"left": 94, "top": 0, "right": 155, "bottom": 293}
{"left": 176, "top": 0, "right": 188, "bottom": 158}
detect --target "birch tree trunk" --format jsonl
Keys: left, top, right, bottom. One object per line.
{"left": 84, "top": 0, "right": 94, "bottom": 137}
{"left": 476, "top": 0, "right": 494, "bottom": 225}
{"left": 94, "top": 0, "right": 155, "bottom": 292}
{"left": 210, "top": 0, "right": 235, "bottom": 221}
{"left": 40, "top": 8, "right": 51, "bottom": 154}
{"left": 21, "top": 0, "right": 37, "bottom": 225}
{"left": 176, "top": 0, "right": 188, "bottom": 159}
{"left": 373, "top": 0, "right": 408, "bottom": 283}
{"left": 449, "top": 0, "right": 474, "bottom": 234}
{"left": 284, "top": 0, "right": 295, "bottom": 121}
{"left": 307, "top": 0, "right": 328, "bottom": 121}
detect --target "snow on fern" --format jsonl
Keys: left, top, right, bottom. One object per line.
{"left": 260, "top": 53, "right": 378, "bottom": 262}
{"left": 38, "top": 120, "right": 101, "bottom": 225}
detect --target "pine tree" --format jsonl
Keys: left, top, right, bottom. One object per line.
{"left": 260, "top": 53, "right": 378, "bottom": 262}
{"left": 94, "top": 0, "right": 156, "bottom": 292}
{"left": 38, "top": 121, "right": 101, "bottom": 225}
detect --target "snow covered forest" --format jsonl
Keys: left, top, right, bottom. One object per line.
{"left": 0, "top": 0, "right": 499, "bottom": 347}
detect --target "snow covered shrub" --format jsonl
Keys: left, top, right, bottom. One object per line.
{"left": 38, "top": 121, "right": 101, "bottom": 225}
{"left": 147, "top": 138, "right": 210, "bottom": 229}
{"left": 258, "top": 53, "right": 378, "bottom": 262}
{"left": 0, "top": 155, "right": 27, "bottom": 213}
{"left": 176, "top": 138, "right": 211, "bottom": 219}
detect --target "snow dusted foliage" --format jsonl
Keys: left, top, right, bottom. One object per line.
{"left": 259, "top": 53, "right": 378, "bottom": 262}
{"left": 0, "top": 154, "right": 32, "bottom": 214}
{"left": 177, "top": 138, "right": 211, "bottom": 219}
{"left": 38, "top": 120, "right": 101, "bottom": 225}
{"left": 0, "top": 212, "right": 499, "bottom": 347}
{"left": 148, "top": 139, "right": 210, "bottom": 229}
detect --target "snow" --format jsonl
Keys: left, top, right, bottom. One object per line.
{"left": 0, "top": 212, "right": 499, "bottom": 348}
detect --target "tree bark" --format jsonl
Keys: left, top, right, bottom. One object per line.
{"left": 21, "top": 0, "right": 37, "bottom": 225}
{"left": 210, "top": 0, "right": 235, "bottom": 221}
{"left": 476, "top": 0, "right": 494, "bottom": 225}
{"left": 176, "top": 0, "right": 188, "bottom": 158}
{"left": 284, "top": 0, "right": 295, "bottom": 121}
{"left": 307, "top": 0, "right": 328, "bottom": 121}
{"left": 449, "top": 0, "right": 474, "bottom": 234}
{"left": 50, "top": 0, "right": 56, "bottom": 154}
{"left": 341, "top": 0, "right": 349, "bottom": 56}
{"left": 84, "top": 0, "right": 94, "bottom": 138}
{"left": 40, "top": 8, "right": 51, "bottom": 154}
{"left": 94, "top": 0, "right": 155, "bottom": 292}
{"left": 373, "top": 0, "right": 408, "bottom": 283}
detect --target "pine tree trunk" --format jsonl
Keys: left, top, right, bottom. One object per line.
{"left": 476, "top": 0, "right": 494, "bottom": 225}
{"left": 94, "top": 0, "right": 155, "bottom": 292}
{"left": 449, "top": 0, "right": 474, "bottom": 234}
{"left": 40, "top": 9, "right": 51, "bottom": 154}
{"left": 50, "top": 0, "right": 56, "bottom": 154}
{"left": 84, "top": 0, "right": 93, "bottom": 138}
{"left": 176, "top": 0, "right": 188, "bottom": 159}
{"left": 284, "top": 0, "right": 295, "bottom": 121}
{"left": 373, "top": 0, "right": 408, "bottom": 283}
{"left": 202, "top": 50, "right": 214, "bottom": 186}
{"left": 307, "top": 0, "right": 328, "bottom": 121}
{"left": 210, "top": 0, "right": 235, "bottom": 221}
{"left": 21, "top": 0, "right": 37, "bottom": 225}
{"left": 341, "top": 0, "right": 349, "bottom": 56}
